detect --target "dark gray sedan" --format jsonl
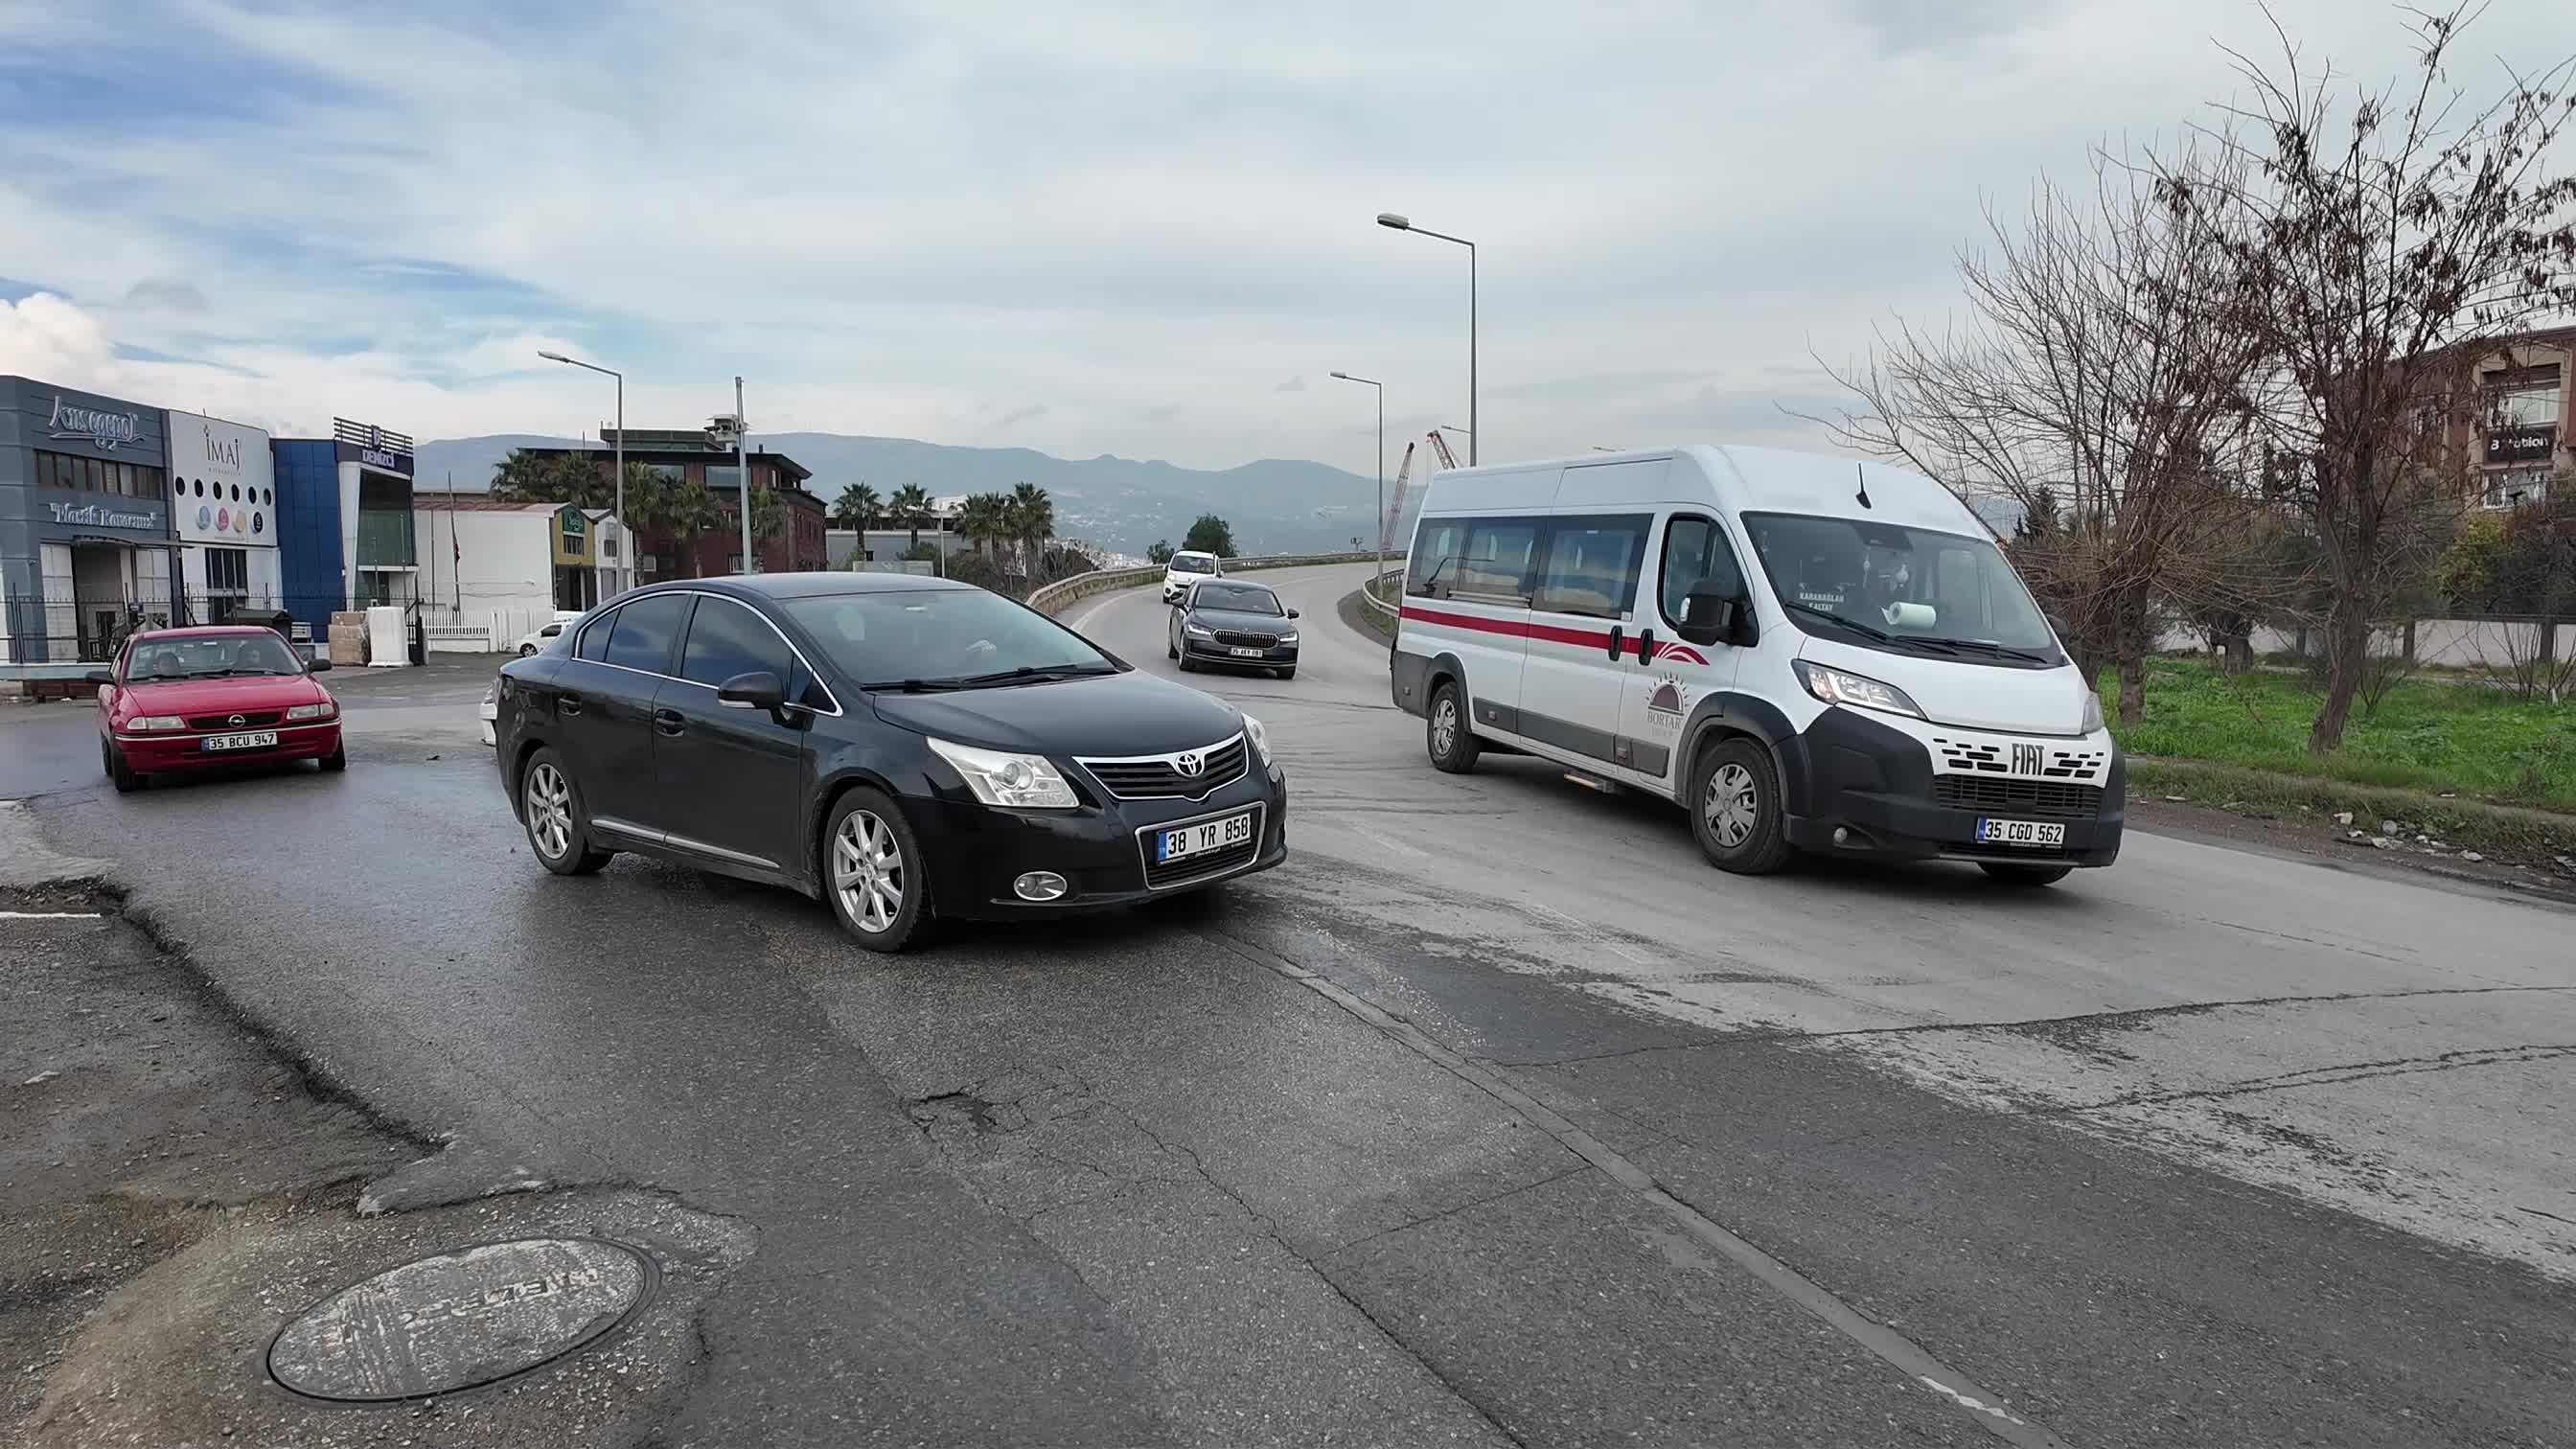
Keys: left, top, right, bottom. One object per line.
{"left": 1167, "top": 580, "right": 1300, "bottom": 679}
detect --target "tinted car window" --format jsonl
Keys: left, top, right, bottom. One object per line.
{"left": 784, "top": 589, "right": 1112, "bottom": 684}
{"left": 575, "top": 612, "right": 615, "bottom": 661}
{"left": 678, "top": 596, "right": 793, "bottom": 686}
{"left": 603, "top": 594, "right": 689, "bottom": 674}
{"left": 1169, "top": 553, "right": 1217, "bottom": 575}
{"left": 1189, "top": 584, "right": 1281, "bottom": 615}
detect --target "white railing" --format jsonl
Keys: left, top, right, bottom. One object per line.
{"left": 1027, "top": 551, "right": 1383, "bottom": 617}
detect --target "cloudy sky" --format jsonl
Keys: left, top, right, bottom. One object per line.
{"left": 1, "top": 0, "right": 2564, "bottom": 473}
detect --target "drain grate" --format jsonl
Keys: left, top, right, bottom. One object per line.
{"left": 266, "top": 1236, "right": 656, "bottom": 1403}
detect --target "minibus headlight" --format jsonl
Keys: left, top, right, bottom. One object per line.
{"left": 2080, "top": 688, "right": 2104, "bottom": 735}
{"left": 1792, "top": 660, "right": 1924, "bottom": 720}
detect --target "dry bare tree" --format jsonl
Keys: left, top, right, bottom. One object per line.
{"left": 1804, "top": 141, "right": 2278, "bottom": 725}
{"left": 2177, "top": 3, "right": 2576, "bottom": 751}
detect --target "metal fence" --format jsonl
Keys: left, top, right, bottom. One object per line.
{"left": 4, "top": 589, "right": 348, "bottom": 665}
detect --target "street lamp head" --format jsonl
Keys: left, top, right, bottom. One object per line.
{"left": 1375, "top": 213, "right": 1411, "bottom": 231}
{"left": 538, "top": 350, "right": 570, "bottom": 363}
{"left": 1330, "top": 371, "right": 1350, "bottom": 380}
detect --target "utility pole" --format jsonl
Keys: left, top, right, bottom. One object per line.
{"left": 735, "top": 376, "right": 752, "bottom": 574}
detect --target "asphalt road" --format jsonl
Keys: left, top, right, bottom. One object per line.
{"left": 5, "top": 566, "right": 2572, "bottom": 1447}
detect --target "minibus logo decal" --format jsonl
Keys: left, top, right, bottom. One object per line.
{"left": 2012, "top": 743, "right": 2045, "bottom": 775}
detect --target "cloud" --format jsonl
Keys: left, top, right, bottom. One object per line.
{"left": 1274, "top": 375, "right": 1306, "bottom": 393}
{"left": 124, "top": 279, "right": 209, "bottom": 313}
{"left": 1, "top": 0, "right": 2564, "bottom": 469}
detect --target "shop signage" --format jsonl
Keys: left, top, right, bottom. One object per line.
{"left": 553, "top": 504, "right": 595, "bottom": 567}
{"left": 2486, "top": 425, "right": 2557, "bottom": 464}
{"left": 169, "top": 409, "right": 276, "bottom": 547}
{"left": 361, "top": 446, "right": 405, "bottom": 471}
{"left": 47, "top": 499, "right": 163, "bottom": 530}
{"left": 48, "top": 395, "right": 144, "bottom": 450}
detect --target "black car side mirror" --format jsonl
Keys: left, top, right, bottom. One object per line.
{"left": 1677, "top": 581, "right": 1755, "bottom": 648}
{"left": 1287, "top": 608, "right": 1300, "bottom": 619}
{"left": 83, "top": 669, "right": 113, "bottom": 686}
{"left": 306, "top": 656, "right": 334, "bottom": 673}
{"left": 717, "top": 670, "right": 788, "bottom": 711}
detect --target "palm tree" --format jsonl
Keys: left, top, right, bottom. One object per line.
{"left": 957, "top": 493, "right": 1012, "bottom": 561}
{"left": 491, "top": 448, "right": 612, "bottom": 508}
{"left": 833, "top": 482, "right": 881, "bottom": 535}
{"left": 889, "top": 483, "right": 934, "bottom": 551}
{"left": 1006, "top": 482, "right": 1054, "bottom": 575}
{"left": 661, "top": 481, "right": 727, "bottom": 578}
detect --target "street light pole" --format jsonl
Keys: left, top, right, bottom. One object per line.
{"left": 735, "top": 376, "right": 751, "bottom": 575}
{"left": 1376, "top": 212, "right": 1478, "bottom": 465}
{"left": 1329, "top": 371, "right": 1384, "bottom": 581}
{"left": 539, "top": 351, "right": 624, "bottom": 593}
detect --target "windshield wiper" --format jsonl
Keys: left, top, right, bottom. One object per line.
{"left": 863, "top": 663, "right": 1116, "bottom": 692}
{"left": 947, "top": 662, "right": 1117, "bottom": 688}
{"left": 1912, "top": 636, "right": 2053, "bottom": 663}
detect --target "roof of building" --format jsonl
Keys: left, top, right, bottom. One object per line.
{"left": 412, "top": 494, "right": 564, "bottom": 514}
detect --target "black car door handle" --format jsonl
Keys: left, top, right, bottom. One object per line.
{"left": 1606, "top": 624, "right": 1623, "bottom": 659}
{"left": 558, "top": 693, "right": 585, "bottom": 717}
{"left": 654, "top": 707, "right": 687, "bottom": 737}
{"left": 1635, "top": 629, "right": 1656, "bottom": 664}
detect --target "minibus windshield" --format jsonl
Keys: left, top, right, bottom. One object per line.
{"left": 1741, "top": 513, "right": 2060, "bottom": 663}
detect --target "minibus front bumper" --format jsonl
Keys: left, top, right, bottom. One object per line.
{"left": 1776, "top": 708, "right": 2124, "bottom": 868}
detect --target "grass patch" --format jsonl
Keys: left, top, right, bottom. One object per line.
{"left": 2112, "top": 656, "right": 2576, "bottom": 813}
{"left": 2129, "top": 759, "right": 2576, "bottom": 865}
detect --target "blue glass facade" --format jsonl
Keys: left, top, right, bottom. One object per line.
{"left": 272, "top": 439, "right": 345, "bottom": 632}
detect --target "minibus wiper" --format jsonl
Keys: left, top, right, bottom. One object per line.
{"left": 1781, "top": 602, "right": 1965, "bottom": 656}
{"left": 1915, "top": 636, "right": 2052, "bottom": 663}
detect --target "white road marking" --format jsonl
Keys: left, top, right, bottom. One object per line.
{"left": 0, "top": 909, "right": 101, "bottom": 919}
{"left": 1348, "top": 824, "right": 1427, "bottom": 860}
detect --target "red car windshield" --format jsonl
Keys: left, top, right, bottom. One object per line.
{"left": 126, "top": 633, "right": 302, "bottom": 682}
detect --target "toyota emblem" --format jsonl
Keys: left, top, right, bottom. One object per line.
{"left": 1174, "top": 751, "right": 1204, "bottom": 777}
{"left": 227, "top": 713, "right": 246, "bottom": 727}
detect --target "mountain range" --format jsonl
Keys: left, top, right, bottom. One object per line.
{"left": 411, "top": 432, "right": 1406, "bottom": 559}
{"left": 412, "top": 431, "right": 2026, "bottom": 557}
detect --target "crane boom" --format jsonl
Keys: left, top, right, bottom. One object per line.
{"left": 1379, "top": 442, "right": 1415, "bottom": 556}
{"left": 1427, "top": 428, "right": 1460, "bottom": 472}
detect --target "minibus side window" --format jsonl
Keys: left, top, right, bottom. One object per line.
{"left": 1407, "top": 521, "right": 1467, "bottom": 597}
{"left": 1453, "top": 520, "right": 1540, "bottom": 603}
{"left": 1533, "top": 514, "right": 1650, "bottom": 619}
{"left": 1656, "top": 515, "right": 1745, "bottom": 627}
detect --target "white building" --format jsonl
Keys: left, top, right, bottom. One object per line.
{"left": 165, "top": 408, "right": 281, "bottom": 623}
{"left": 412, "top": 495, "right": 629, "bottom": 653}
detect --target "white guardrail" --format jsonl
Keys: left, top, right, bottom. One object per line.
{"left": 1026, "top": 551, "right": 1389, "bottom": 618}
{"left": 1358, "top": 566, "right": 1404, "bottom": 621}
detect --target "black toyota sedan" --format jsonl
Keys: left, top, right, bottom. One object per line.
{"left": 1167, "top": 579, "right": 1300, "bottom": 678}
{"left": 492, "top": 573, "right": 1287, "bottom": 951}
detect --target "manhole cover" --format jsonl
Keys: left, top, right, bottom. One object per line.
{"left": 266, "top": 1236, "right": 655, "bottom": 1403}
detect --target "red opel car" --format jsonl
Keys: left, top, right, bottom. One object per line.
{"left": 90, "top": 626, "right": 345, "bottom": 792}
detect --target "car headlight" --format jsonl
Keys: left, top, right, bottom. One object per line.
{"left": 1791, "top": 659, "right": 1924, "bottom": 719}
{"left": 126, "top": 714, "right": 186, "bottom": 732}
{"left": 482, "top": 680, "right": 499, "bottom": 706}
{"left": 286, "top": 702, "right": 336, "bottom": 722}
{"left": 1242, "top": 712, "right": 1273, "bottom": 767}
{"left": 1184, "top": 621, "right": 1216, "bottom": 638}
{"left": 926, "top": 736, "right": 1080, "bottom": 810}
{"left": 1276, "top": 631, "right": 1299, "bottom": 644}
{"left": 2079, "top": 688, "right": 2104, "bottom": 735}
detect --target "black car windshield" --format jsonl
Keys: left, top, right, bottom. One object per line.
{"left": 1169, "top": 554, "right": 1216, "bottom": 574}
{"left": 784, "top": 589, "right": 1116, "bottom": 688}
{"left": 1189, "top": 584, "right": 1280, "bottom": 616}
{"left": 1741, "top": 512, "right": 2060, "bottom": 662}
{"left": 126, "top": 632, "right": 302, "bottom": 680}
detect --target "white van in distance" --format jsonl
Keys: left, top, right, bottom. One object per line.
{"left": 1390, "top": 445, "right": 2120, "bottom": 885}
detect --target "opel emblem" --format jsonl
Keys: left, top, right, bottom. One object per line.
{"left": 1174, "top": 751, "right": 1204, "bottom": 777}
{"left": 228, "top": 713, "right": 246, "bottom": 727}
